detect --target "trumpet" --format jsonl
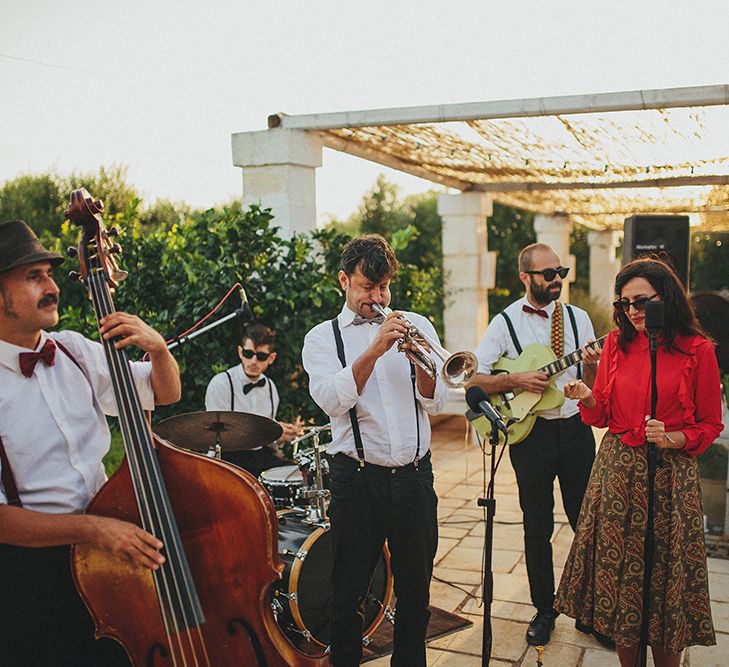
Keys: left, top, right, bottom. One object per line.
{"left": 370, "top": 303, "right": 478, "bottom": 389}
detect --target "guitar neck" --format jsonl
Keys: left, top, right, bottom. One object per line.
{"left": 539, "top": 335, "right": 607, "bottom": 379}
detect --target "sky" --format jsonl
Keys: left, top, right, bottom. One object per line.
{"left": 2, "top": 1, "right": 729, "bottom": 225}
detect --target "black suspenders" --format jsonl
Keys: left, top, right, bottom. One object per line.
{"left": 330, "top": 318, "right": 421, "bottom": 468}
{"left": 226, "top": 370, "right": 275, "bottom": 418}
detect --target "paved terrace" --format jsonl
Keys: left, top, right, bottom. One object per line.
{"left": 368, "top": 416, "right": 728, "bottom": 667}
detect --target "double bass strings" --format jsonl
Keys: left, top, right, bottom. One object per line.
{"left": 89, "top": 268, "right": 211, "bottom": 667}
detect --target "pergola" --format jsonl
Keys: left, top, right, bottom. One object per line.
{"left": 231, "top": 84, "right": 729, "bottom": 353}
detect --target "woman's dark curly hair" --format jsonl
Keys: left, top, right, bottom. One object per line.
{"left": 613, "top": 257, "right": 707, "bottom": 351}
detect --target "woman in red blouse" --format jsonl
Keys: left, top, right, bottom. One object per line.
{"left": 554, "top": 258, "right": 723, "bottom": 667}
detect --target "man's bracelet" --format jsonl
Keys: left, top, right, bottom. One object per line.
{"left": 664, "top": 432, "right": 679, "bottom": 448}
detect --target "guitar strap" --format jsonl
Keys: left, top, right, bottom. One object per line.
{"left": 0, "top": 340, "right": 87, "bottom": 509}
{"left": 565, "top": 304, "right": 582, "bottom": 380}
{"left": 550, "top": 302, "right": 565, "bottom": 358}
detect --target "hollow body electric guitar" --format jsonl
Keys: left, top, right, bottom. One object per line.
{"left": 470, "top": 336, "right": 607, "bottom": 445}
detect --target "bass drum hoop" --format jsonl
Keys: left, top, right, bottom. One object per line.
{"left": 286, "top": 522, "right": 394, "bottom": 648}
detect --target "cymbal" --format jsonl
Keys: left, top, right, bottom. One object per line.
{"left": 154, "top": 411, "right": 283, "bottom": 453}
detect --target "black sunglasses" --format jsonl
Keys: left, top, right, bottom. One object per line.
{"left": 241, "top": 349, "right": 271, "bottom": 361}
{"left": 524, "top": 266, "right": 570, "bottom": 281}
{"left": 612, "top": 293, "right": 659, "bottom": 312}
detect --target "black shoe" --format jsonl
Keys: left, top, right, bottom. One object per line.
{"left": 575, "top": 620, "right": 616, "bottom": 650}
{"left": 526, "top": 611, "right": 556, "bottom": 645}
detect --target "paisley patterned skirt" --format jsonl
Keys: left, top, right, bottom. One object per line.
{"left": 555, "top": 432, "right": 715, "bottom": 653}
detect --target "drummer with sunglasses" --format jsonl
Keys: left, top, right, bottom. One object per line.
{"left": 204, "top": 323, "right": 303, "bottom": 477}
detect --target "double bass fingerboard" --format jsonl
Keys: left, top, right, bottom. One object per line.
{"left": 88, "top": 268, "right": 204, "bottom": 634}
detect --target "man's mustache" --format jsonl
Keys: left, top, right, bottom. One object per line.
{"left": 38, "top": 294, "right": 59, "bottom": 308}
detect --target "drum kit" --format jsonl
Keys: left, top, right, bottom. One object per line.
{"left": 154, "top": 411, "right": 394, "bottom": 654}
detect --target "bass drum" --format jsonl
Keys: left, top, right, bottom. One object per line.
{"left": 272, "top": 511, "right": 393, "bottom": 654}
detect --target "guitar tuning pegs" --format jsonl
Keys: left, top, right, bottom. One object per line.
{"left": 108, "top": 226, "right": 119, "bottom": 237}
{"left": 68, "top": 270, "right": 81, "bottom": 282}
{"left": 109, "top": 243, "right": 122, "bottom": 255}
{"left": 67, "top": 246, "right": 78, "bottom": 258}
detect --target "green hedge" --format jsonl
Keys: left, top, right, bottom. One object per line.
{"left": 49, "top": 204, "right": 443, "bottom": 472}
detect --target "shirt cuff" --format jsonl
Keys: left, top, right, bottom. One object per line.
{"left": 415, "top": 380, "right": 448, "bottom": 413}
{"left": 132, "top": 361, "right": 155, "bottom": 410}
{"left": 333, "top": 365, "right": 359, "bottom": 409}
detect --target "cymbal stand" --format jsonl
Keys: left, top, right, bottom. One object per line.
{"left": 204, "top": 421, "right": 226, "bottom": 459}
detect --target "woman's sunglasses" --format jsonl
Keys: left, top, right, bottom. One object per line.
{"left": 241, "top": 349, "right": 271, "bottom": 361}
{"left": 524, "top": 266, "right": 570, "bottom": 281}
{"left": 612, "top": 293, "right": 659, "bottom": 313}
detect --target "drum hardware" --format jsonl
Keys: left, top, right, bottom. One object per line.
{"left": 535, "top": 645, "right": 545, "bottom": 665}
{"left": 281, "top": 547, "right": 309, "bottom": 562}
{"left": 384, "top": 606, "right": 396, "bottom": 624}
{"left": 272, "top": 511, "right": 393, "bottom": 653}
{"left": 290, "top": 424, "right": 331, "bottom": 524}
{"left": 370, "top": 302, "right": 478, "bottom": 388}
{"left": 154, "top": 410, "right": 283, "bottom": 458}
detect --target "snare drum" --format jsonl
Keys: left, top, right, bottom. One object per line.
{"left": 272, "top": 512, "right": 393, "bottom": 652}
{"left": 258, "top": 465, "right": 306, "bottom": 509}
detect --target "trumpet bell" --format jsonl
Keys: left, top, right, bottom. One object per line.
{"left": 442, "top": 351, "right": 479, "bottom": 389}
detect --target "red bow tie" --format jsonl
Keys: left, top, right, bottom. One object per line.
{"left": 522, "top": 304, "right": 549, "bottom": 319}
{"left": 19, "top": 339, "right": 57, "bottom": 378}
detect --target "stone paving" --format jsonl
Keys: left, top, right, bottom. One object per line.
{"left": 367, "top": 416, "right": 728, "bottom": 667}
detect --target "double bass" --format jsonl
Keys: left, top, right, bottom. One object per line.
{"left": 67, "top": 189, "right": 327, "bottom": 666}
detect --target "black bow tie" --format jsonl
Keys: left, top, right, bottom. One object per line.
{"left": 243, "top": 378, "right": 266, "bottom": 395}
{"left": 352, "top": 314, "right": 385, "bottom": 326}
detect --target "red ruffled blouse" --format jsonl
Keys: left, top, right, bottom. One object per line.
{"left": 579, "top": 330, "right": 724, "bottom": 456}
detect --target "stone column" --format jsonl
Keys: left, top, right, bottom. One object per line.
{"left": 534, "top": 214, "right": 574, "bottom": 302}
{"left": 587, "top": 229, "right": 622, "bottom": 306}
{"left": 231, "top": 128, "right": 323, "bottom": 237}
{"left": 437, "top": 192, "right": 495, "bottom": 354}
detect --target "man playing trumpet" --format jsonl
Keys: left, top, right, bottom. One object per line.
{"left": 302, "top": 233, "right": 448, "bottom": 666}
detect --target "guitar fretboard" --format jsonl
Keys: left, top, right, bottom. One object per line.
{"left": 539, "top": 335, "right": 608, "bottom": 378}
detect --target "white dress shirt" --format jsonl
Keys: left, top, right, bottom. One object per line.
{"left": 474, "top": 297, "right": 596, "bottom": 419}
{"left": 204, "top": 366, "right": 280, "bottom": 450}
{"left": 0, "top": 330, "right": 154, "bottom": 513}
{"left": 302, "top": 304, "right": 448, "bottom": 467}
{"left": 476, "top": 297, "right": 595, "bottom": 419}
{"left": 205, "top": 365, "right": 279, "bottom": 419}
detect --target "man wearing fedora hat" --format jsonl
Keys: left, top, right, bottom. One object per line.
{"left": 0, "top": 220, "right": 181, "bottom": 666}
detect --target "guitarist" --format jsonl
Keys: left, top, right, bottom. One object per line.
{"left": 470, "top": 243, "right": 608, "bottom": 649}
{"left": 0, "top": 220, "right": 181, "bottom": 666}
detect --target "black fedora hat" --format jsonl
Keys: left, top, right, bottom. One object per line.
{"left": 0, "top": 220, "right": 64, "bottom": 275}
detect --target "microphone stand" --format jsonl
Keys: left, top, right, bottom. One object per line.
{"left": 167, "top": 306, "right": 251, "bottom": 351}
{"left": 638, "top": 328, "right": 660, "bottom": 667}
{"left": 477, "top": 421, "right": 507, "bottom": 666}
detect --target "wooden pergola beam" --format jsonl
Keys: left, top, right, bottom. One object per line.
{"left": 471, "top": 174, "right": 729, "bottom": 192}
{"left": 269, "top": 84, "right": 729, "bottom": 131}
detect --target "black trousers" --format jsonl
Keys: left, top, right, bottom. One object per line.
{"left": 508, "top": 414, "right": 595, "bottom": 614}
{"left": 0, "top": 544, "right": 130, "bottom": 667}
{"left": 222, "top": 445, "right": 290, "bottom": 479}
{"left": 328, "top": 452, "right": 439, "bottom": 667}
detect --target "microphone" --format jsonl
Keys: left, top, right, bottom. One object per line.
{"left": 645, "top": 300, "right": 665, "bottom": 334}
{"left": 237, "top": 286, "right": 253, "bottom": 322}
{"left": 465, "top": 386, "right": 508, "bottom": 436}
